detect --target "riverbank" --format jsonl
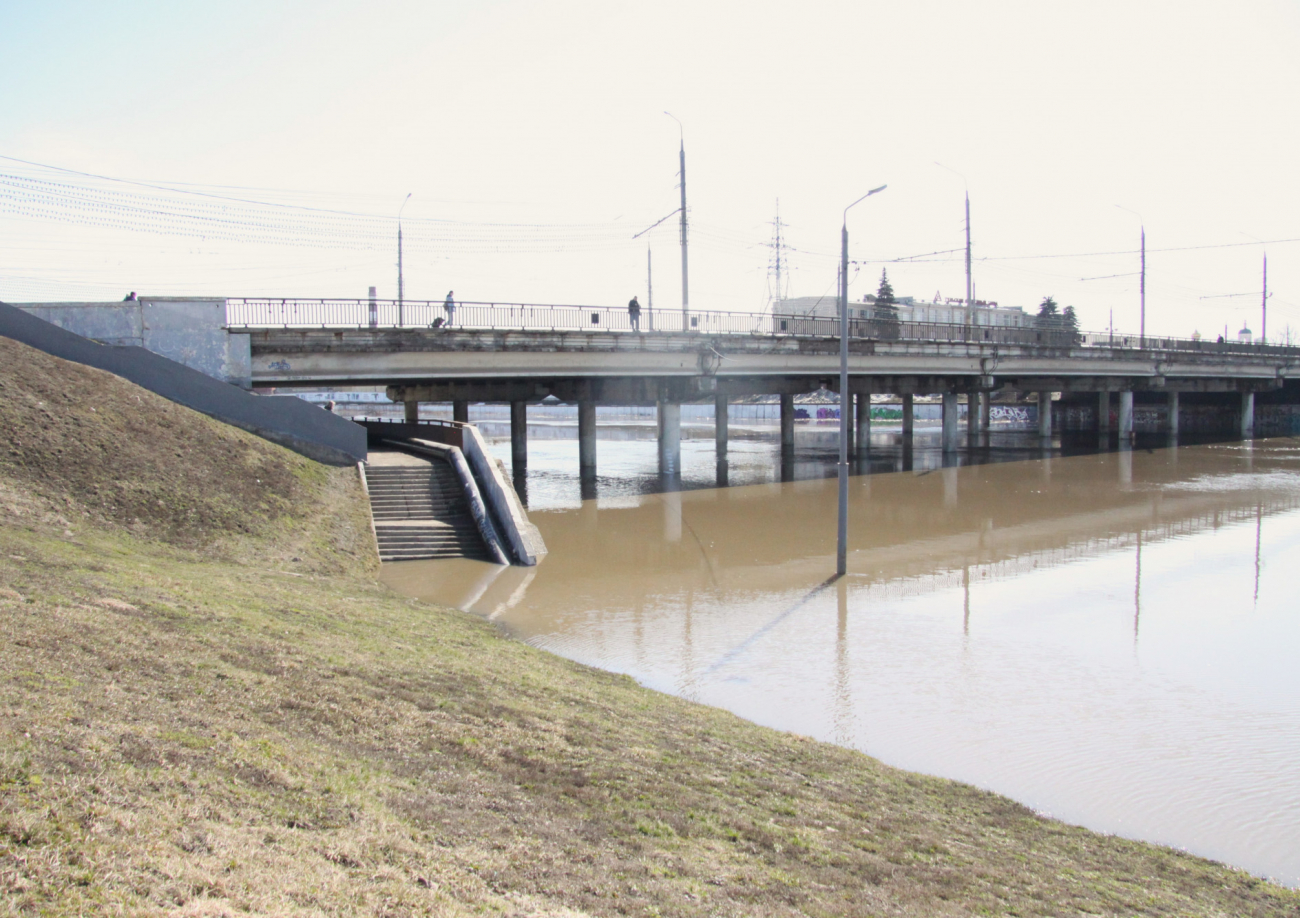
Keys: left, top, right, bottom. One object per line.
{"left": 2, "top": 337, "right": 1297, "bottom": 916}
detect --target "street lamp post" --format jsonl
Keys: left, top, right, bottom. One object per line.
{"left": 935, "top": 163, "right": 972, "bottom": 329}
{"left": 665, "top": 112, "right": 687, "bottom": 331}
{"left": 838, "top": 184, "right": 887, "bottom": 577}
{"left": 397, "top": 192, "right": 412, "bottom": 326}
{"left": 1116, "top": 205, "right": 1145, "bottom": 347}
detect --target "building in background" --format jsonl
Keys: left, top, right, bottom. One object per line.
{"left": 776, "top": 294, "right": 1034, "bottom": 329}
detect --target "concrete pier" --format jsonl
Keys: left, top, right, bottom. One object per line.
{"left": 1167, "top": 392, "right": 1180, "bottom": 436}
{"left": 1241, "top": 392, "right": 1255, "bottom": 437}
{"left": 855, "top": 393, "right": 870, "bottom": 454}
{"left": 453, "top": 400, "right": 469, "bottom": 424}
{"left": 510, "top": 400, "right": 528, "bottom": 467}
{"left": 942, "top": 392, "right": 959, "bottom": 451}
{"left": 578, "top": 400, "right": 597, "bottom": 476}
{"left": 780, "top": 394, "right": 795, "bottom": 452}
{"left": 1098, "top": 391, "right": 1111, "bottom": 432}
{"left": 404, "top": 399, "right": 419, "bottom": 423}
{"left": 1118, "top": 391, "right": 1134, "bottom": 441}
{"left": 979, "top": 391, "right": 991, "bottom": 433}
{"left": 715, "top": 393, "right": 729, "bottom": 459}
{"left": 1038, "top": 391, "right": 1053, "bottom": 439}
{"left": 658, "top": 400, "right": 681, "bottom": 476}
{"left": 901, "top": 393, "right": 914, "bottom": 440}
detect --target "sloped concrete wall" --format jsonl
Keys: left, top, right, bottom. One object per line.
{"left": 10, "top": 298, "right": 251, "bottom": 387}
{"left": 0, "top": 300, "right": 364, "bottom": 466}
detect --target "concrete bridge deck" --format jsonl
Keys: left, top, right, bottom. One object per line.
{"left": 231, "top": 297, "right": 1300, "bottom": 477}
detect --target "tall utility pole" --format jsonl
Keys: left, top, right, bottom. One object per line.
{"left": 1262, "top": 251, "right": 1268, "bottom": 343}
{"left": 964, "top": 190, "right": 972, "bottom": 326}
{"left": 397, "top": 192, "right": 412, "bottom": 327}
{"left": 838, "top": 184, "right": 887, "bottom": 577}
{"left": 935, "top": 164, "right": 972, "bottom": 327}
{"left": 767, "top": 200, "right": 788, "bottom": 310}
{"left": 1139, "top": 224, "right": 1146, "bottom": 347}
{"left": 665, "top": 112, "right": 688, "bottom": 331}
{"left": 1117, "top": 206, "right": 1145, "bottom": 347}
{"left": 647, "top": 246, "right": 653, "bottom": 329}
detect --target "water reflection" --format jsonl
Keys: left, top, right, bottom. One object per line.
{"left": 382, "top": 438, "right": 1300, "bottom": 886}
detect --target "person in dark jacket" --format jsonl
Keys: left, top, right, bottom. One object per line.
{"left": 628, "top": 295, "right": 642, "bottom": 332}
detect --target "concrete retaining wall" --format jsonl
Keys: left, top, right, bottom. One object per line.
{"left": 10, "top": 298, "right": 251, "bottom": 387}
{"left": 1, "top": 300, "right": 365, "bottom": 466}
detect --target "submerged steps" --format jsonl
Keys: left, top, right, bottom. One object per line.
{"left": 363, "top": 458, "right": 494, "bottom": 562}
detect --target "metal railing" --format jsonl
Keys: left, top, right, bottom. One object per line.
{"left": 225, "top": 297, "right": 1300, "bottom": 357}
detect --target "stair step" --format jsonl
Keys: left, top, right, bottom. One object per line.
{"left": 363, "top": 454, "right": 494, "bottom": 563}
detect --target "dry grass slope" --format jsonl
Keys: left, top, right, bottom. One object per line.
{"left": 1, "top": 336, "right": 1297, "bottom": 917}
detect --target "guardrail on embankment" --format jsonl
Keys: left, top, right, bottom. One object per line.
{"left": 1, "top": 300, "right": 366, "bottom": 466}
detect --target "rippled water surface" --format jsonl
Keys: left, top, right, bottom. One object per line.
{"left": 380, "top": 432, "right": 1300, "bottom": 885}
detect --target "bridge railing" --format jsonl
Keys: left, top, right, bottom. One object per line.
{"left": 225, "top": 298, "right": 1300, "bottom": 357}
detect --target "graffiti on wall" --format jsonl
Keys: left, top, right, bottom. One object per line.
{"left": 990, "top": 406, "right": 1031, "bottom": 422}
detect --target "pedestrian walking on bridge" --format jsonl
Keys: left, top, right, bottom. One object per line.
{"left": 628, "top": 295, "right": 642, "bottom": 332}
{"left": 444, "top": 290, "right": 456, "bottom": 326}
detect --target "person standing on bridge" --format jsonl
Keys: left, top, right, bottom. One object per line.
{"left": 628, "top": 295, "right": 641, "bottom": 332}
{"left": 444, "top": 290, "right": 456, "bottom": 326}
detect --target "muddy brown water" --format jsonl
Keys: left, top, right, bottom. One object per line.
{"left": 381, "top": 432, "right": 1300, "bottom": 885}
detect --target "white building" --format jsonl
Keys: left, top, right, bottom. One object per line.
{"left": 776, "top": 294, "right": 1035, "bottom": 329}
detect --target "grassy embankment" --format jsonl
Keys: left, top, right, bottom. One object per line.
{"left": 1, "top": 335, "right": 1297, "bottom": 917}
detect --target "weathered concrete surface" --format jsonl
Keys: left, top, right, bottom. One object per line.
{"left": 12, "top": 298, "right": 251, "bottom": 386}
{"left": 0, "top": 301, "right": 364, "bottom": 466}
{"left": 249, "top": 327, "right": 1299, "bottom": 397}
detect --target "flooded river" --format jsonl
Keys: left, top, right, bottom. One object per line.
{"left": 381, "top": 428, "right": 1300, "bottom": 885}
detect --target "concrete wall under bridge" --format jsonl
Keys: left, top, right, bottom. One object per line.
{"left": 10, "top": 298, "right": 251, "bottom": 387}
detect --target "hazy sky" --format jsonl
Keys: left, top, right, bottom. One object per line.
{"left": 3, "top": 0, "right": 1299, "bottom": 339}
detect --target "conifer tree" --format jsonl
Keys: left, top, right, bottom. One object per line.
{"left": 872, "top": 269, "right": 900, "bottom": 339}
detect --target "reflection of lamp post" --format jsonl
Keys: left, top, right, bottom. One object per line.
{"left": 838, "top": 184, "right": 887, "bottom": 577}
{"left": 1116, "top": 205, "right": 1145, "bottom": 347}
{"left": 397, "top": 192, "right": 412, "bottom": 326}
{"left": 935, "top": 163, "right": 972, "bottom": 329}
{"left": 664, "top": 112, "right": 687, "bottom": 331}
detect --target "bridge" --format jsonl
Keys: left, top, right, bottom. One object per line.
{"left": 230, "top": 296, "right": 1300, "bottom": 477}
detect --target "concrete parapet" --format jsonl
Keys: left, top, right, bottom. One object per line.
{"left": 0, "top": 300, "right": 365, "bottom": 466}
{"left": 457, "top": 425, "right": 547, "bottom": 566}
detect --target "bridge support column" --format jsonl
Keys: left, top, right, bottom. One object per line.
{"left": 658, "top": 400, "right": 681, "bottom": 476}
{"left": 1166, "top": 392, "right": 1179, "bottom": 437}
{"left": 979, "top": 390, "right": 991, "bottom": 432}
{"left": 855, "top": 393, "right": 870, "bottom": 455}
{"left": 1038, "top": 392, "right": 1053, "bottom": 439}
{"left": 901, "top": 393, "right": 914, "bottom": 440}
{"left": 404, "top": 400, "right": 419, "bottom": 423}
{"left": 510, "top": 401, "right": 528, "bottom": 468}
{"left": 780, "top": 394, "right": 795, "bottom": 452}
{"left": 942, "top": 392, "right": 959, "bottom": 451}
{"left": 578, "top": 400, "right": 597, "bottom": 477}
{"left": 714, "top": 394, "right": 728, "bottom": 459}
{"left": 1098, "top": 391, "right": 1111, "bottom": 433}
{"left": 453, "top": 400, "right": 469, "bottom": 424}
{"left": 1118, "top": 391, "right": 1134, "bottom": 441}
{"left": 1241, "top": 392, "right": 1255, "bottom": 438}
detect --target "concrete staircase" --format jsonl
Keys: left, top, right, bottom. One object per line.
{"left": 363, "top": 457, "right": 494, "bottom": 562}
